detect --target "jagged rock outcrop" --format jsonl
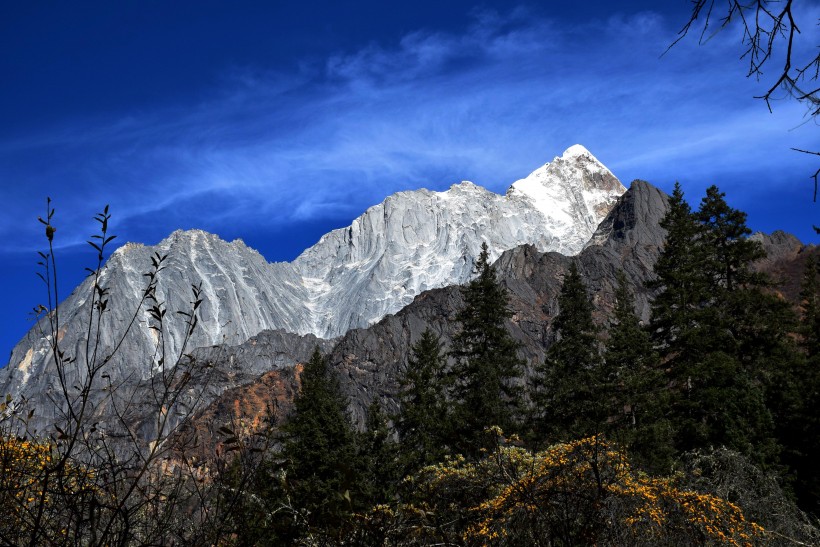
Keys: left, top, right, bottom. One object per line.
{"left": 5, "top": 325, "right": 330, "bottom": 437}
{"left": 293, "top": 144, "right": 624, "bottom": 337}
{"left": 122, "top": 330, "right": 332, "bottom": 444}
{"left": 751, "top": 232, "right": 817, "bottom": 302}
{"left": 1, "top": 233, "right": 311, "bottom": 407}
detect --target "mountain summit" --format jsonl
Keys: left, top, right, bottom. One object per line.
{"left": 508, "top": 144, "right": 622, "bottom": 250}
{"left": 292, "top": 145, "right": 624, "bottom": 337}
{"left": 2, "top": 146, "right": 625, "bottom": 403}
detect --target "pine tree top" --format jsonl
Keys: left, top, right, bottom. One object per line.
{"left": 553, "top": 262, "right": 597, "bottom": 339}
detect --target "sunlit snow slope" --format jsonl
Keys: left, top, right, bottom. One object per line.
{"left": 294, "top": 145, "right": 624, "bottom": 336}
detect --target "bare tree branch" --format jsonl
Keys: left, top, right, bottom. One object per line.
{"left": 672, "top": 1, "right": 819, "bottom": 200}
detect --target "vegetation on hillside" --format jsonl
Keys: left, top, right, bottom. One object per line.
{"left": 2, "top": 187, "right": 820, "bottom": 545}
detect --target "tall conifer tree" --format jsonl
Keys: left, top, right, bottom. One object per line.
{"left": 449, "top": 242, "right": 524, "bottom": 456}
{"left": 800, "top": 256, "right": 820, "bottom": 358}
{"left": 531, "top": 262, "right": 602, "bottom": 443}
{"left": 786, "top": 256, "right": 820, "bottom": 514}
{"left": 696, "top": 185, "right": 766, "bottom": 293}
{"left": 604, "top": 271, "right": 671, "bottom": 471}
{"left": 280, "top": 347, "right": 361, "bottom": 539}
{"left": 603, "top": 271, "right": 658, "bottom": 429}
{"left": 359, "top": 399, "right": 399, "bottom": 505}
{"left": 395, "top": 328, "right": 451, "bottom": 474}
{"left": 648, "top": 182, "right": 711, "bottom": 358}
{"left": 648, "top": 185, "right": 778, "bottom": 465}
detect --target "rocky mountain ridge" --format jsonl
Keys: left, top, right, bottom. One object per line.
{"left": 1, "top": 145, "right": 624, "bottom": 408}
{"left": 290, "top": 144, "right": 624, "bottom": 337}
{"left": 177, "top": 179, "right": 811, "bottom": 450}
{"left": 168, "top": 178, "right": 674, "bottom": 456}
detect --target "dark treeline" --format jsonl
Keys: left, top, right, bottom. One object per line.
{"left": 222, "top": 185, "right": 820, "bottom": 545}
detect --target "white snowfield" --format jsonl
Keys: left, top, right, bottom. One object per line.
{"left": 2, "top": 145, "right": 625, "bottom": 395}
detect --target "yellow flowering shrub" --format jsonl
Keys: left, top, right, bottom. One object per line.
{"left": 464, "top": 437, "right": 764, "bottom": 546}
{"left": 0, "top": 435, "right": 96, "bottom": 545}
{"left": 357, "top": 433, "right": 768, "bottom": 546}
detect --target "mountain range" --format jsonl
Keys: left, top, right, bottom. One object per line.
{"left": 0, "top": 146, "right": 623, "bottom": 409}
{"left": 173, "top": 179, "right": 810, "bottom": 461}
{"left": 0, "top": 145, "right": 811, "bottom": 443}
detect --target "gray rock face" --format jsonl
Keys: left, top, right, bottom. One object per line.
{"left": 579, "top": 179, "right": 671, "bottom": 321}
{"left": 750, "top": 230, "right": 805, "bottom": 266}
{"left": 187, "top": 329, "right": 335, "bottom": 380}
{"left": 293, "top": 144, "right": 624, "bottom": 337}
{"left": 1, "top": 145, "right": 625, "bottom": 413}
{"left": 121, "top": 329, "right": 335, "bottom": 442}
{"left": 2, "top": 315, "right": 330, "bottom": 436}
{"left": 0, "top": 231, "right": 313, "bottom": 418}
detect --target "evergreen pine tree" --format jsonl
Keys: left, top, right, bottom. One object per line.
{"left": 727, "top": 276, "right": 800, "bottom": 469}
{"left": 648, "top": 182, "right": 711, "bottom": 359}
{"left": 648, "top": 185, "right": 779, "bottom": 466}
{"left": 280, "top": 347, "right": 361, "bottom": 540}
{"left": 692, "top": 186, "right": 780, "bottom": 464}
{"left": 696, "top": 185, "right": 766, "bottom": 293}
{"left": 603, "top": 273, "right": 659, "bottom": 422}
{"left": 449, "top": 242, "right": 525, "bottom": 456}
{"left": 604, "top": 271, "right": 672, "bottom": 472}
{"left": 800, "top": 256, "right": 820, "bottom": 358}
{"left": 359, "top": 399, "right": 399, "bottom": 506}
{"left": 695, "top": 185, "right": 771, "bottom": 361}
{"left": 531, "top": 261, "right": 602, "bottom": 443}
{"left": 783, "top": 256, "right": 820, "bottom": 514}
{"left": 395, "top": 328, "right": 451, "bottom": 475}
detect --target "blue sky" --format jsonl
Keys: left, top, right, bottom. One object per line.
{"left": 1, "top": 1, "right": 818, "bottom": 363}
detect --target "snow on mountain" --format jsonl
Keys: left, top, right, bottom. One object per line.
{"left": 1, "top": 145, "right": 625, "bottom": 401}
{"left": 294, "top": 145, "right": 624, "bottom": 337}
{"left": 508, "top": 143, "right": 619, "bottom": 249}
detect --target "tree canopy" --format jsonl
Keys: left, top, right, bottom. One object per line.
{"left": 449, "top": 242, "right": 525, "bottom": 456}
{"left": 531, "top": 261, "right": 602, "bottom": 444}
{"left": 395, "top": 327, "right": 451, "bottom": 475}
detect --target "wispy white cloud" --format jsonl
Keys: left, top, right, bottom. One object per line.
{"left": 1, "top": 5, "right": 816, "bottom": 254}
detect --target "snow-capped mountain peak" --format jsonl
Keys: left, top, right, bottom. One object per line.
{"left": 2, "top": 145, "right": 626, "bottom": 401}
{"left": 562, "top": 143, "right": 601, "bottom": 161}
{"left": 506, "top": 145, "right": 623, "bottom": 248}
